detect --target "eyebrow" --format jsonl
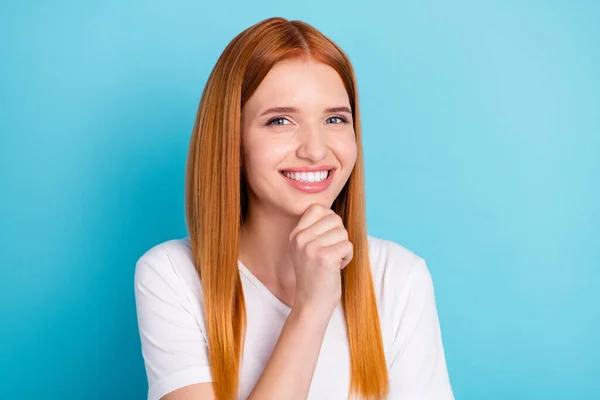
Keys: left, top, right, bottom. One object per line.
{"left": 259, "top": 106, "right": 352, "bottom": 117}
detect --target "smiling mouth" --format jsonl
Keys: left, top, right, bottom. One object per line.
{"left": 278, "top": 168, "right": 336, "bottom": 194}
{"left": 279, "top": 169, "right": 334, "bottom": 183}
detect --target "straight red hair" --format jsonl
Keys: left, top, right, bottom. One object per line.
{"left": 185, "top": 17, "right": 389, "bottom": 399}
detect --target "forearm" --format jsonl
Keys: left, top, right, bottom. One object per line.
{"left": 247, "top": 307, "right": 331, "bottom": 399}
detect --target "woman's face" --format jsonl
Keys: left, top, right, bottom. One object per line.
{"left": 241, "top": 58, "right": 358, "bottom": 218}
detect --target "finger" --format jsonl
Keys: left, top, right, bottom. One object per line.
{"left": 312, "top": 226, "right": 348, "bottom": 248}
{"left": 322, "top": 240, "right": 354, "bottom": 270}
{"left": 305, "top": 212, "right": 344, "bottom": 238}
{"left": 290, "top": 203, "right": 333, "bottom": 240}
{"left": 340, "top": 252, "right": 352, "bottom": 270}
{"left": 293, "top": 213, "right": 343, "bottom": 245}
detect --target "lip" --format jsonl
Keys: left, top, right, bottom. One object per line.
{"left": 280, "top": 168, "right": 336, "bottom": 194}
{"left": 279, "top": 165, "right": 336, "bottom": 173}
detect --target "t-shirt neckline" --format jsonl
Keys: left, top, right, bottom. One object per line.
{"left": 237, "top": 259, "right": 293, "bottom": 315}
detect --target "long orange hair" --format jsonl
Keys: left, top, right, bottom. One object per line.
{"left": 185, "top": 17, "right": 388, "bottom": 400}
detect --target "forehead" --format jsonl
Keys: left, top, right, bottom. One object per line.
{"left": 245, "top": 58, "right": 350, "bottom": 115}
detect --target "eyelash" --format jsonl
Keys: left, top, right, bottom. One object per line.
{"left": 266, "top": 116, "right": 349, "bottom": 126}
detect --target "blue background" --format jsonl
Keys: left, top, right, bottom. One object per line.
{"left": 1, "top": 1, "right": 598, "bottom": 399}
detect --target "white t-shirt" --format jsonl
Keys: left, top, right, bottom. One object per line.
{"left": 134, "top": 235, "right": 454, "bottom": 400}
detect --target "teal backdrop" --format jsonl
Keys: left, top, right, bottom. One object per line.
{"left": 1, "top": 1, "right": 598, "bottom": 399}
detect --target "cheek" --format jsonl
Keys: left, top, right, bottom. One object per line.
{"left": 332, "top": 134, "right": 358, "bottom": 168}
{"left": 242, "top": 134, "right": 292, "bottom": 178}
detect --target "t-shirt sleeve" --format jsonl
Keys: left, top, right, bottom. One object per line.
{"left": 134, "top": 248, "right": 213, "bottom": 400}
{"left": 388, "top": 258, "right": 455, "bottom": 399}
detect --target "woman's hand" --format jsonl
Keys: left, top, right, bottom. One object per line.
{"left": 289, "top": 203, "right": 354, "bottom": 319}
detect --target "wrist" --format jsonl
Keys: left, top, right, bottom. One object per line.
{"left": 290, "top": 302, "right": 335, "bottom": 328}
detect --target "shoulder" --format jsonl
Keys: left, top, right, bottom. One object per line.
{"left": 136, "top": 237, "right": 194, "bottom": 266}
{"left": 134, "top": 237, "right": 204, "bottom": 303}
{"left": 368, "top": 240, "right": 454, "bottom": 398}
{"left": 133, "top": 238, "right": 214, "bottom": 398}
{"left": 367, "top": 235, "right": 427, "bottom": 284}
{"left": 366, "top": 235, "right": 435, "bottom": 309}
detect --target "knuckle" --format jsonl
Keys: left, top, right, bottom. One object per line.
{"left": 294, "top": 230, "right": 309, "bottom": 247}
{"left": 337, "top": 226, "right": 349, "bottom": 239}
{"left": 328, "top": 211, "right": 340, "bottom": 221}
{"left": 341, "top": 240, "right": 352, "bottom": 252}
{"left": 326, "top": 213, "right": 343, "bottom": 227}
{"left": 316, "top": 247, "right": 332, "bottom": 263}
{"left": 346, "top": 241, "right": 354, "bottom": 254}
{"left": 304, "top": 240, "right": 318, "bottom": 256}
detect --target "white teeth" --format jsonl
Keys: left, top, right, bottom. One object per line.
{"left": 283, "top": 170, "right": 330, "bottom": 182}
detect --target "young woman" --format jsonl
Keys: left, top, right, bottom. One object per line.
{"left": 134, "top": 17, "right": 454, "bottom": 400}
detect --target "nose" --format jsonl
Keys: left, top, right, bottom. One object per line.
{"left": 295, "top": 124, "right": 328, "bottom": 162}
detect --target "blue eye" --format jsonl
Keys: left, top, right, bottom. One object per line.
{"left": 326, "top": 116, "right": 348, "bottom": 124}
{"left": 266, "top": 117, "right": 291, "bottom": 126}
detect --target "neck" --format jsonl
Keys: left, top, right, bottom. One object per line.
{"left": 239, "top": 203, "right": 300, "bottom": 288}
